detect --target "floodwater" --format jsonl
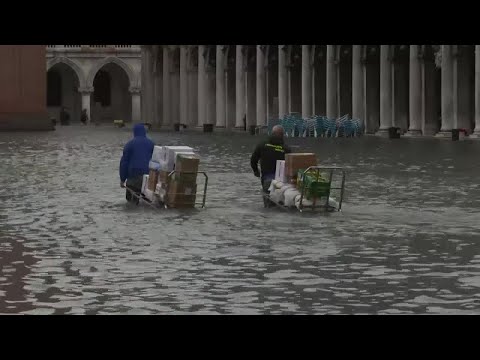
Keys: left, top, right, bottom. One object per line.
{"left": 1, "top": 125, "right": 480, "bottom": 315}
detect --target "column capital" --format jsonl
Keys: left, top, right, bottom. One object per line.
{"left": 451, "top": 45, "right": 460, "bottom": 59}
{"left": 78, "top": 87, "right": 94, "bottom": 94}
{"left": 257, "top": 45, "right": 267, "bottom": 53}
{"left": 129, "top": 87, "right": 141, "bottom": 94}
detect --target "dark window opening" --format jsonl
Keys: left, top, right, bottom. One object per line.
{"left": 93, "top": 70, "right": 111, "bottom": 107}
{"left": 47, "top": 70, "right": 62, "bottom": 106}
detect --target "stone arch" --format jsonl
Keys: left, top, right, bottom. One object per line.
{"left": 87, "top": 57, "right": 137, "bottom": 89}
{"left": 47, "top": 57, "right": 86, "bottom": 88}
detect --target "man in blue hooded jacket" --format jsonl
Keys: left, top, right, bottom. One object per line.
{"left": 120, "top": 123, "right": 155, "bottom": 203}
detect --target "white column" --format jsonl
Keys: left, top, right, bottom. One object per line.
{"left": 198, "top": 45, "right": 206, "bottom": 127}
{"left": 235, "top": 45, "right": 245, "bottom": 128}
{"left": 144, "top": 46, "right": 154, "bottom": 124}
{"left": 278, "top": 45, "right": 288, "bottom": 119}
{"left": 180, "top": 46, "right": 188, "bottom": 125}
{"left": 162, "top": 47, "right": 171, "bottom": 127}
{"left": 153, "top": 46, "right": 163, "bottom": 128}
{"left": 302, "top": 45, "right": 312, "bottom": 118}
{"left": 473, "top": 45, "right": 480, "bottom": 137}
{"left": 246, "top": 66, "right": 257, "bottom": 129}
{"left": 256, "top": 45, "right": 266, "bottom": 126}
{"left": 326, "top": 45, "right": 337, "bottom": 119}
{"left": 131, "top": 88, "right": 141, "bottom": 123}
{"left": 216, "top": 45, "right": 226, "bottom": 128}
{"left": 407, "top": 45, "right": 422, "bottom": 136}
{"left": 80, "top": 89, "right": 92, "bottom": 124}
{"left": 187, "top": 48, "right": 198, "bottom": 128}
{"left": 352, "top": 45, "right": 364, "bottom": 122}
{"left": 378, "top": 45, "right": 393, "bottom": 133}
{"left": 140, "top": 46, "right": 146, "bottom": 123}
{"left": 439, "top": 45, "right": 454, "bottom": 135}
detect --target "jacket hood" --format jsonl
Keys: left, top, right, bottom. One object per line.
{"left": 133, "top": 124, "right": 146, "bottom": 137}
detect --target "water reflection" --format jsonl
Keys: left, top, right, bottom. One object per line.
{"left": 0, "top": 126, "right": 480, "bottom": 314}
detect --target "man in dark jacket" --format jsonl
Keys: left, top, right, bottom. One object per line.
{"left": 120, "top": 124, "right": 155, "bottom": 203}
{"left": 60, "top": 107, "right": 70, "bottom": 126}
{"left": 251, "top": 125, "right": 291, "bottom": 195}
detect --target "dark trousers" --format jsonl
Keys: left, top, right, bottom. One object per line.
{"left": 261, "top": 174, "right": 275, "bottom": 207}
{"left": 125, "top": 175, "right": 144, "bottom": 203}
{"left": 261, "top": 174, "right": 275, "bottom": 193}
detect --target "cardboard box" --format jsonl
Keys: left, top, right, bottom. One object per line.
{"left": 149, "top": 161, "right": 161, "bottom": 171}
{"left": 158, "top": 170, "right": 171, "bottom": 185}
{"left": 155, "top": 182, "right": 168, "bottom": 203}
{"left": 285, "top": 153, "right": 317, "bottom": 178}
{"left": 166, "top": 180, "right": 197, "bottom": 208}
{"left": 151, "top": 146, "right": 164, "bottom": 163}
{"left": 143, "top": 188, "right": 155, "bottom": 202}
{"left": 141, "top": 174, "right": 149, "bottom": 194}
{"left": 148, "top": 169, "right": 159, "bottom": 191}
{"left": 275, "top": 160, "right": 286, "bottom": 183}
{"left": 160, "top": 146, "right": 193, "bottom": 161}
{"left": 161, "top": 150, "right": 195, "bottom": 172}
{"left": 175, "top": 153, "right": 200, "bottom": 183}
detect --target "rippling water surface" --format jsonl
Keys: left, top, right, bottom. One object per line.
{"left": 1, "top": 126, "right": 480, "bottom": 315}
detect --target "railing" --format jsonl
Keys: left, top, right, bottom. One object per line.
{"left": 46, "top": 45, "right": 140, "bottom": 51}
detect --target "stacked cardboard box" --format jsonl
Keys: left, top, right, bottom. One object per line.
{"left": 147, "top": 145, "right": 201, "bottom": 208}
{"left": 285, "top": 153, "right": 317, "bottom": 183}
{"left": 147, "top": 146, "right": 194, "bottom": 194}
{"left": 167, "top": 153, "right": 200, "bottom": 208}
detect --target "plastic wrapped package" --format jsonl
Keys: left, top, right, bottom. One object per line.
{"left": 294, "top": 195, "right": 340, "bottom": 210}
{"left": 284, "top": 188, "right": 301, "bottom": 207}
{"left": 143, "top": 189, "right": 155, "bottom": 202}
{"left": 141, "top": 175, "right": 149, "bottom": 195}
{"left": 269, "top": 189, "right": 284, "bottom": 203}
{"left": 275, "top": 181, "right": 284, "bottom": 189}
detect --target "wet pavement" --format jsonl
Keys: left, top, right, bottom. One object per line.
{"left": 1, "top": 125, "right": 480, "bottom": 314}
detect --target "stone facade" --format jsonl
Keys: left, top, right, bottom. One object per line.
{"left": 46, "top": 45, "right": 141, "bottom": 124}
{"left": 141, "top": 45, "right": 480, "bottom": 137}
{"left": 0, "top": 45, "right": 51, "bottom": 131}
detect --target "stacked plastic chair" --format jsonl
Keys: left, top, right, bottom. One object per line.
{"left": 324, "top": 118, "right": 337, "bottom": 137}
{"left": 305, "top": 117, "right": 317, "bottom": 137}
{"left": 280, "top": 114, "right": 299, "bottom": 137}
{"left": 335, "top": 115, "right": 349, "bottom": 137}
{"left": 312, "top": 116, "right": 326, "bottom": 137}
{"left": 351, "top": 119, "right": 364, "bottom": 137}
{"left": 294, "top": 116, "right": 307, "bottom": 137}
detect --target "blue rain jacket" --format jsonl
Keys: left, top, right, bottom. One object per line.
{"left": 119, "top": 124, "right": 155, "bottom": 182}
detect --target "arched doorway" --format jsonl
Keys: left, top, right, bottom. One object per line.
{"left": 365, "top": 45, "right": 380, "bottom": 133}
{"left": 187, "top": 46, "right": 198, "bottom": 127}
{"left": 225, "top": 45, "right": 236, "bottom": 128}
{"left": 91, "top": 62, "right": 131, "bottom": 123}
{"left": 338, "top": 45, "right": 352, "bottom": 118}
{"left": 393, "top": 45, "right": 410, "bottom": 132}
{"left": 47, "top": 63, "right": 81, "bottom": 123}
{"left": 288, "top": 45, "right": 302, "bottom": 114}
{"left": 422, "top": 45, "right": 441, "bottom": 135}
{"left": 266, "top": 45, "right": 279, "bottom": 120}
{"left": 245, "top": 45, "right": 257, "bottom": 128}
{"left": 454, "top": 45, "right": 475, "bottom": 132}
{"left": 312, "top": 45, "right": 326, "bottom": 116}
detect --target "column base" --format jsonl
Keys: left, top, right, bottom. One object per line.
{"left": 435, "top": 130, "right": 452, "bottom": 139}
{"left": 469, "top": 131, "right": 480, "bottom": 139}
{"left": 233, "top": 126, "right": 247, "bottom": 132}
{"left": 375, "top": 128, "right": 391, "bottom": 138}
{"left": 405, "top": 129, "right": 423, "bottom": 137}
